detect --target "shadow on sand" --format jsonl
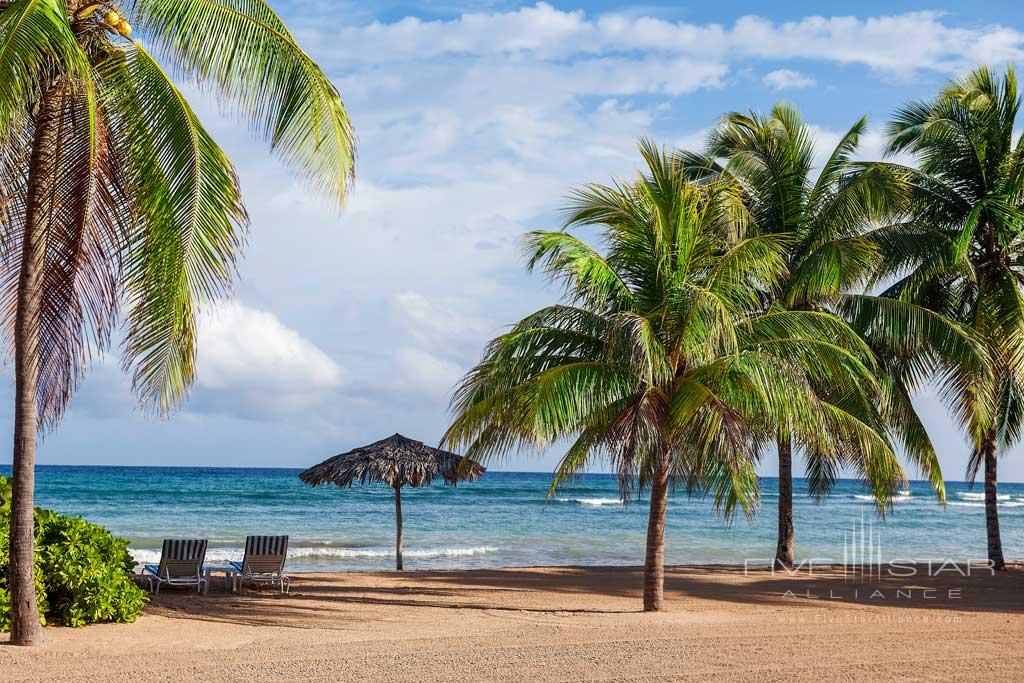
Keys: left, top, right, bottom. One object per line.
{"left": 144, "top": 563, "right": 1024, "bottom": 629}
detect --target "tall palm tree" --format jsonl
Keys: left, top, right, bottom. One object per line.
{"left": 444, "top": 141, "right": 904, "bottom": 611}
{"left": 0, "top": 0, "right": 354, "bottom": 644}
{"left": 679, "top": 105, "right": 961, "bottom": 568}
{"left": 879, "top": 65, "right": 1024, "bottom": 570}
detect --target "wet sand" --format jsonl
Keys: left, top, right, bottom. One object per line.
{"left": 3, "top": 564, "right": 1023, "bottom": 682}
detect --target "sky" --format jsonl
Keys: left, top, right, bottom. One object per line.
{"left": 7, "top": 0, "right": 1024, "bottom": 481}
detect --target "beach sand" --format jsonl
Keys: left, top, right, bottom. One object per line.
{"left": 2, "top": 564, "right": 1023, "bottom": 682}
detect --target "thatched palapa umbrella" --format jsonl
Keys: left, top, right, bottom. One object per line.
{"left": 298, "top": 433, "right": 485, "bottom": 569}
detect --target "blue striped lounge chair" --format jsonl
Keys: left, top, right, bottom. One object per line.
{"left": 230, "top": 535, "right": 290, "bottom": 593}
{"left": 143, "top": 539, "right": 208, "bottom": 594}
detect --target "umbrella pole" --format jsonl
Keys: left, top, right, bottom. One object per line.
{"left": 394, "top": 484, "right": 403, "bottom": 570}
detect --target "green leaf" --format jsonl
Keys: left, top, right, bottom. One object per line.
{"left": 130, "top": 0, "right": 355, "bottom": 207}
{"left": 98, "top": 43, "right": 247, "bottom": 413}
{"left": 0, "top": 0, "right": 89, "bottom": 131}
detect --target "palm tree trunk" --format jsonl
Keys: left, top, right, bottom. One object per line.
{"left": 9, "top": 87, "right": 60, "bottom": 646}
{"left": 642, "top": 456, "right": 670, "bottom": 612}
{"left": 774, "top": 435, "right": 795, "bottom": 569}
{"left": 983, "top": 433, "right": 1005, "bottom": 570}
{"left": 394, "top": 485, "right": 403, "bottom": 571}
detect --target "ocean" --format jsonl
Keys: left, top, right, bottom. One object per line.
{"left": 6, "top": 466, "right": 1024, "bottom": 571}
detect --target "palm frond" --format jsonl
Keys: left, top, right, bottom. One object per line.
{"left": 524, "top": 230, "right": 634, "bottom": 310}
{"left": 881, "top": 66, "right": 1024, "bottom": 502}
{"left": 0, "top": 0, "right": 89, "bottom": 130}
{"left": 0, "top": 107, "right": 31, "bottom": 257}
{"left": 0, "top": 80, "right": 126, "bottom": 427}
{"left": 878, "top": 373, "right": 945, "bottom": 502}
{"left": 97, "top": 43, "right": 247, "bottom": 412}
{"left": 808, "top": 115, "right": 868, "bottom": 208}
{"left": 131, "top": 0, "right": 355, "bottom": 207}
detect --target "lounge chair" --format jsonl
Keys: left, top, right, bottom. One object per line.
{"left": 230, "top": 535, "right": 290, "bottom": 593}
{"left": 143, "top": 539, "right": 208, "bottom": 594}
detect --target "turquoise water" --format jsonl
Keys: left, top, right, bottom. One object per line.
{"left": 6, "top": 466, "right": 1024, "bottom": 571}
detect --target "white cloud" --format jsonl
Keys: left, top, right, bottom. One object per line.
{"left": 731, "top": 14, "right": 1024, "bottom": 73}
{"left": 394, "top": 347, "right": 465, "bottom": 400}
{"left": 384, "top": 292, "right": 499, "bottom": 402}
{"left": 194, "top": 301, "right": 345, "bottom": 417}
{"left": 391, "top": 291, "right": 495, "bottom": 356}
{"left": 763, "top": 69, "right": 817, "bottom": 91}
{"left": 305, "top": 5, "right": 1024, "bottom": 76}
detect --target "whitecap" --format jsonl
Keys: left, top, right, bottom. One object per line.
{"left": 949, "top": 501, "right": 1024, "bottom": 508}
{"left": 129, "top": 548, "right": 231, "bottom": 565}
{"left": 850, "top": 492, "right": 912, "bottom": 502}
{"left": 553, "top": 497, "right": 624, "bottom": 506}
{"left": 955, "top": 492, "right": 1009, "bottom": 501}
{"left": 290, "top": 546, "right": 499, "bottom": 559}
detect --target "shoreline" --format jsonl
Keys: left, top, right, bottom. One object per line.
{"left": 4, "top": 564, "right": 1022, "bottom": 681}
{"left": 262, "top": 559, "right": 1024, "bottom": 571}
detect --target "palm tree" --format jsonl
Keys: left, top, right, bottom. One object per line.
{"left": 0, "top": 0, "right": 354, "bottom": 644}
{"left": 879, "top": 65, "right": 1024, "bottom": 570}
{"left": 677, "top": 104, "right": 948, "bottom": 568}
{"left": 444, "top": 141, "right": 903, "bottom": 611}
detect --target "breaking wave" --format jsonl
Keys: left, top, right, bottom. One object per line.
{"left": 553, "top": 497, "right": 624, "bottom": 506}
{"left": 851, "top": 490, "right": 912, "bottom": 502}
{"left": 949, "top": 501, "right": 1024, "bottom": 508}
{"left": 955, "top": 492, "right": 1010, "bottom": 501}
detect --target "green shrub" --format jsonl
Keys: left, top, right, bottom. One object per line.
{"left": 0, "top": 587, "right": 10, "bottom": 632}
{"left": 0, "top": 475, "right": 10, "bottom": 515}
{"left": 0, "top": 483, "right": 146, "bottom": 630}
{"left": 0, "top": 478, "right": 46, "bottom": 632}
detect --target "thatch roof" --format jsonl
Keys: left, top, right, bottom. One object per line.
{"left": 298, "top": 433, "right": 485, "bottom": 489}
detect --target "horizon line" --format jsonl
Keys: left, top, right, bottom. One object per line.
{"left": 3, "top": 463, "right": 1020, "bottom": 486}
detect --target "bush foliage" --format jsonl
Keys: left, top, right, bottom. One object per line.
{"left": 0, "top": 476, "right": 146, "bottom": 630}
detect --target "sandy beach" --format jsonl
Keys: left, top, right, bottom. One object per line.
{"left": 2, "top": 564, "right": 1022, "bottom": 682}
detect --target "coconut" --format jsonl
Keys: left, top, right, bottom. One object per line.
{"left": 117, "top": 21, "right": 132, "bottom": 37}
{"left": 105, "top": 10, "right": 120, "bottom": 25}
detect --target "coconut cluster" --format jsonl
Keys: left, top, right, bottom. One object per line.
{"left": 104, "top": 9, "right": 133, "bottom": 37}
{"left": 75, "top": 4, "right": 132, "bottom": 37}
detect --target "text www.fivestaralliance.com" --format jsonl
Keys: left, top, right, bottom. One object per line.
{"left": 777, "top": 613, "right": 964, "bottom": 625}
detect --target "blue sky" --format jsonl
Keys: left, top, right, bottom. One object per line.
{"left": 8, "top": 1, "right": 1024, "bottom": 482}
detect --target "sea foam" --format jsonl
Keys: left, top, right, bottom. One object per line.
{"left": 553, "top": 497, "right": 624, "bottom": 506}
{"left": 851, "top": 490, "right": 912, "bottom": 502}
{"left": 949, "top": 501, "right": 1024, "bottom": 508}
{"left": 955, "top": 492, "right": 1010, "bottom": 501}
